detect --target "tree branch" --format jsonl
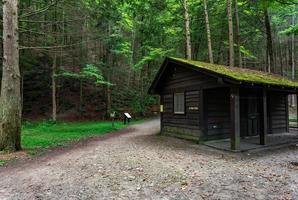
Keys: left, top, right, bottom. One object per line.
{"left": 20, "top": 0, "right": 63, "bottom": 18}
{"left": 20, "top": 36, "right": 103, "bottom": 50}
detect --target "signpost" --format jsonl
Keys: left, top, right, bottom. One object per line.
{"left": 110, "top": 111, "right": 116, "bottom": 128}
{"left": 124, "top": 113, "right": 132, "bottom": 124}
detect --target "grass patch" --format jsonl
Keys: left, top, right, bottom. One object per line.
{"left": 0, "top": 160, "right": 5, "bottom": 167}
{"left": 289, "top": 116, "right": 297, "bottom": 122}
{"left": 22, "top": 120, "right": 130, "bottom": 151}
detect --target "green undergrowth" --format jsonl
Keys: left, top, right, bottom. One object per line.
{"left": 289, "top": 115, "right": 297, "bottom": 122}
{"left": 0, "top": 160, "right": 5, "bottom": 167}
{"left": 21, "top": 120, "right": 141, "bottom": 155}
{"left": 171, "top": 57, "right": 298, "bottom": 88}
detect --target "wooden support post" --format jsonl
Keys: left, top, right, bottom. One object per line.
{"left": 160, "top": 95, "right": 164, "bottom": 133}
{"left": 230, "top": 87, "right": 240, "bottom": 151}
{"left": 199, "top": 89, "right": 207, "bottom": 137}
{"left": 260, "top": 90, "right": 268, "bottom": 145}
{"left": 285, "top": 94, "right": 289, "bottom": 133}
{"left": 296, "top": 93, "right": 298, "bottom": 131}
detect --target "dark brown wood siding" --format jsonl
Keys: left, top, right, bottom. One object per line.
{"left": 268, "top": 93, "right": 288, "bottom": 133}
{"left": 162, "top": 91, "right": 200, "bottom": 129}
{"left": 161, "top": 91, "right": 201, "bottom": 140}
{"left": 239, "top": 89, "right": 263, "bottom": 137}
{"left": 205, "top": 88, "right": 230, "bottom": 138}
{"left": 160, "top": 63, "right": 221, "bottom": 93}
{"left": 159, "top": 64, "right": 222, "bottom": 140}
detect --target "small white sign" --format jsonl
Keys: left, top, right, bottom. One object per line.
{"left": 189, "top": 107, "right": 199, "bottom": 111}
{"left": 124, "top": 113, "right": 132, "bottom": 119}
{"left": 110, "top": 112, "right": 116, "bottom": 118}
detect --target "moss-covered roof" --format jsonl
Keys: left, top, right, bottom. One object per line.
{"left": 170, "top": 57, "right": 298, "bottom": 88}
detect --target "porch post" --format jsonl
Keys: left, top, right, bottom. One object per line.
{"left": 230, "top": 87, "right": 240, "bottom": 151}
{"left": 296, "top": 93, "right": 298, "bottom": 131}
{"left": 286, "top": 94, "right": 289, "bottom": 133}
{"left": 260, "top": 89, "right": 268, "bottom": 145}
{"left": 160, "top": 95, "right": 164, "bottom": 133}
{"left": 199, "top": 89, "right": 207, "bottom": 137}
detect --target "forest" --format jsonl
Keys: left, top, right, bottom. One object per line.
{"left": 0, "top": 0, "right": 297, "bottom": 151}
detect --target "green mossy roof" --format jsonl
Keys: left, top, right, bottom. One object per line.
{"left": 170, "top": 57, "right": 298, "bottom": 88}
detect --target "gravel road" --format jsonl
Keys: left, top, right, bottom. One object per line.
{"left": 0, "top": 119, "right": 297, "bottom": 200}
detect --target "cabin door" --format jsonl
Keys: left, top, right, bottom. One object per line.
{"left": 247, "top": 97, "right": 259, "bottom": 136}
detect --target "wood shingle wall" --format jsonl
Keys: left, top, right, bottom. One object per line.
{"left": 205, "top": 88, "right": 230, "bottom": 139}
{"left": 159, "top": 64, "right": 221, "bottom": 140}
{"left": 162, "top": 91, "right": 201, "bottom": 140}
{"left": 268, "top": 93, "right": 288, "bottom": 133}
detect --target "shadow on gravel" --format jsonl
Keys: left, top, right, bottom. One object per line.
{"left": 131, "top": 133, "right": 298, "bottom": 160}
{"left": 130, "top": 133, "right": 234, "bottom": 158}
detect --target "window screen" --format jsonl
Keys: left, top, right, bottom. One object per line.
{"left": 174, "top": 93, "right": 185, "bottom": 114}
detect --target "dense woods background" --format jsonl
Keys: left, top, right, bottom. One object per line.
{"left": 0, "top": 0, "right": 297, "bottom": 121}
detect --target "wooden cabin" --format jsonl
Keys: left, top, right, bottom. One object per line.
{"left": 149, "top": 57, "right": 298, "bottom": 151}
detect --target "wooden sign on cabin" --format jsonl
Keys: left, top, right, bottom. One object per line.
{"left": 188, "top": 106, "right": 199, "bottom": 111}
{"left": 160, "top": 105, "right": 164, "bottom": 113}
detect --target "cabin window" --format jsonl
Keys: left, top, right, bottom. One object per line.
{"left": 174, "top": 93, "right": 185, "bottom": 114}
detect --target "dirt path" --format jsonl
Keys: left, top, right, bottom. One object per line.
{"left": 0, "top": 119, "right": 297, "bottom": 200}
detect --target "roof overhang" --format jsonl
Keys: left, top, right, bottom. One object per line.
{"left": 148, "top": 57, "right": 298, "bottom": 95}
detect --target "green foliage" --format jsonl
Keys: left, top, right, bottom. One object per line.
{"left": 239, "top": 46, "right": 257, "bottom": 60}
{"left": 134, "top": 47, "right": 173, "bottom": 70}
{"left": 128, "top": 90, "right": 157, "bottom": 115}
{"left": 112, "top": 41, "right": 133, "bottom": 57}
{"left": 0, "top": 160, "right": 5, "bottom": 167}
{"left": 83, "top": 64, "right": 112, "bottom": 85}
{"left": 280, "top": 23, "right": 298, "bottom": 35}
{"left": 59, "top": 64, "right": 112, "bottom": 86}
{"left": 10, "top": 0, "right": 298, "bottom": 123}
{"left": 223, "top": 41, "right": 257, "bottom": 60}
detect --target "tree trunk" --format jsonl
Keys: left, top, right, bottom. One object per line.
{"left": 264, "top": 8, "right": 274, "bottom": 73}
{"left": 217, "top": 18, "right": 225, "bottom": 64}
{"left": 291, "top": 14, "right": 296, "bottom": 107}
{"left": 0, "top": 0, "right": 22, "bottom": 151}
{"left": 286, "top": 41, "right": 289, "bottom": 76}
{"left": 52, "top": 52, "right": 57, "bottom": 121}
{"left": 79, "top": 79, "right": 83, "bottom": 112}
{"left": 183, "top": 0, "right": 192, "bottom": 59}
{"left": 106, "top": 73, "right": 111, "bottom": 115}
{"left": 106, "top": 23, "right": 112, "bottom": 116}
{"left": 278, "top": 37, "right": 283, "bottom": 76}
{"left": 52, "top": 1, "right": 58, "bottom": 121}
{"left": 227, "top": 0, "right": 234, "bottom": 67}
{"left": 234, "top": 0, "right": 242, "bottom": 67}
{"left": 203, "top": 0, "right": 213, "bottom": 63}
